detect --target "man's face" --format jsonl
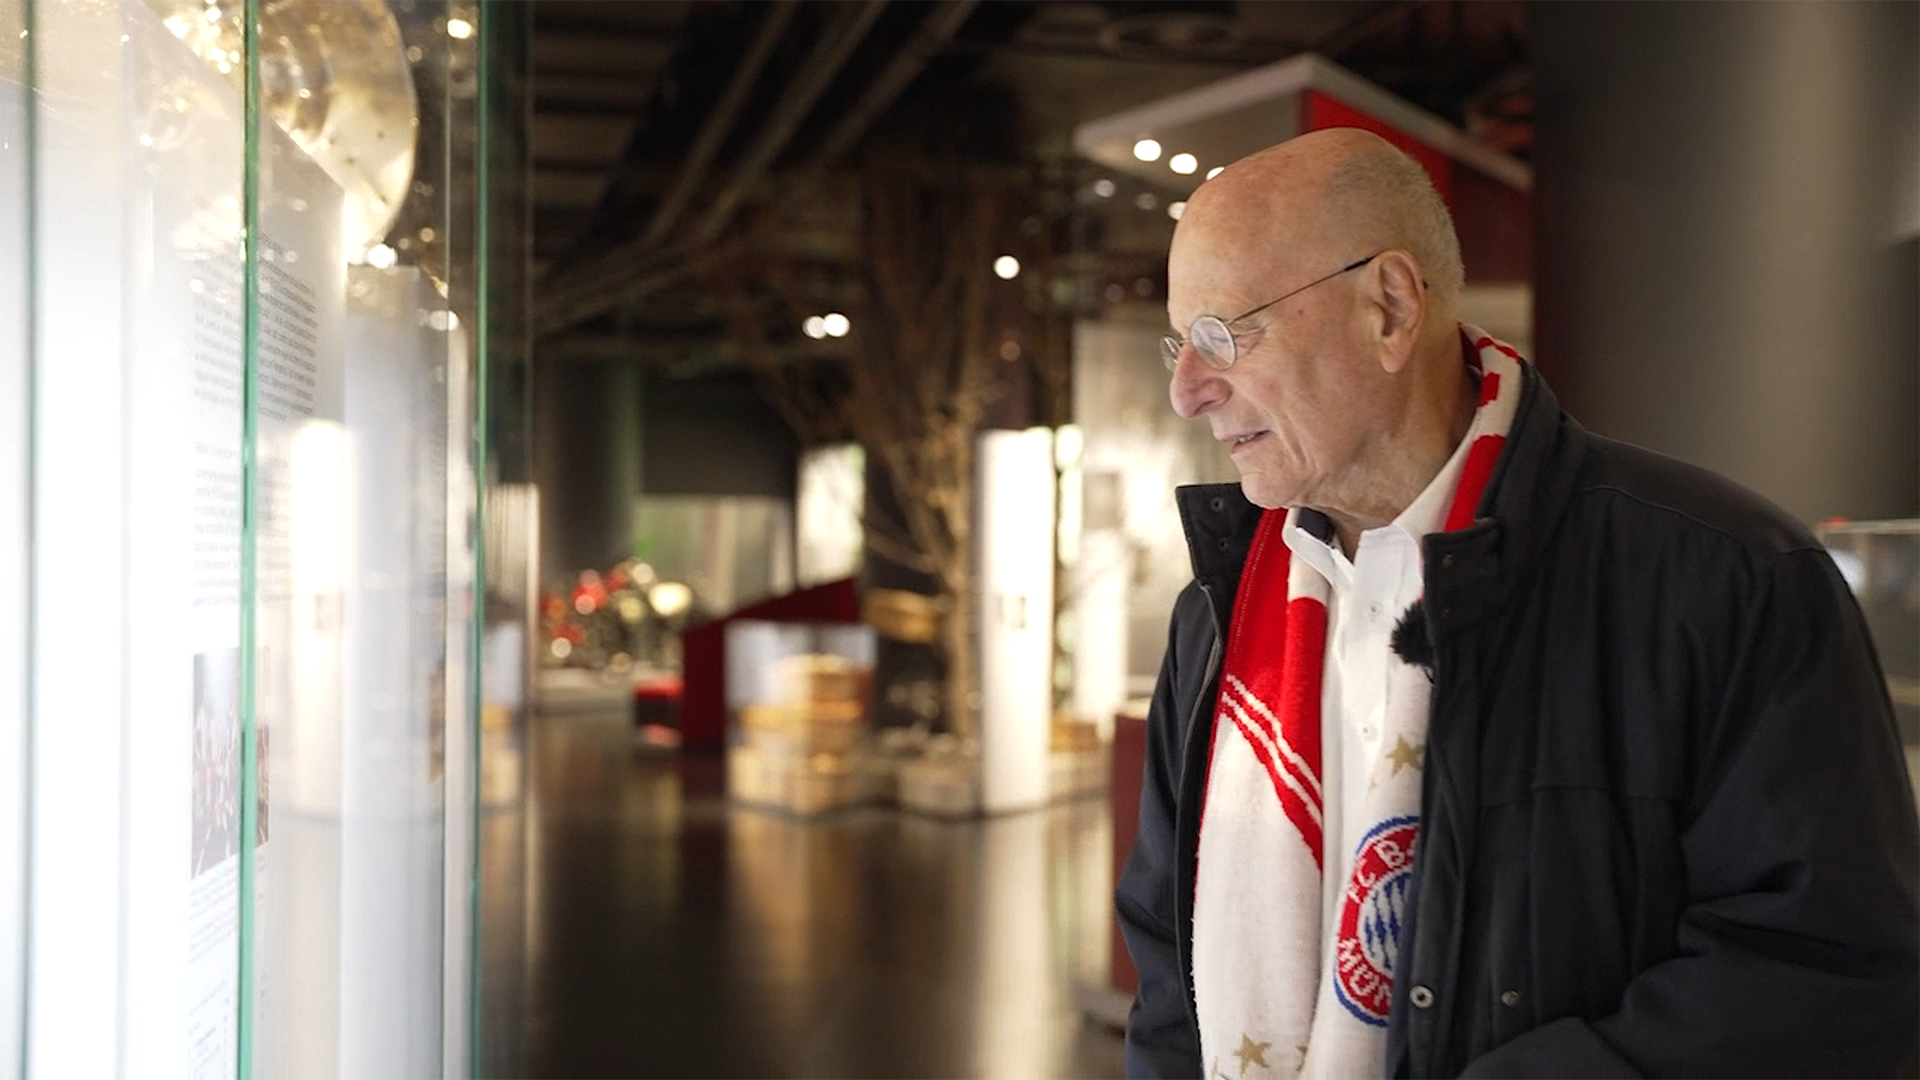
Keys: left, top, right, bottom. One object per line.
{"left": 1166, "top": 226, "right": 1386, "bottom": 513}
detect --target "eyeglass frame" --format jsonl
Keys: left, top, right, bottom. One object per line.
{"left": 1161, "top": 251, "right": 1382, "bottom": 371}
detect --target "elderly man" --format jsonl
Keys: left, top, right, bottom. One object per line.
{"left": 1115, "top": 127, "right": 1919, "bottom": 1078}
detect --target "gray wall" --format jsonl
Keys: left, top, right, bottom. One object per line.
{"left": 533, "top": 359, "right": 642, "bottom": 589}
{"left": 1534, "top": 0, "right": 1918, "bottom": 522}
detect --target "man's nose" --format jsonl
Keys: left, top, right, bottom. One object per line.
{"left": 1168, "top": 343, "right": 1225, "bottom": 419}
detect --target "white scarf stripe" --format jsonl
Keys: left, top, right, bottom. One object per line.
{"left": 1222, "top": 689, "right": 1325, "bottom": 830}
{"left": 1224, "top": 673, "right": 1324, "bottom": 802}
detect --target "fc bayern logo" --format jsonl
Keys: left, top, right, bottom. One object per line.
{"left": 1333, "top": 816, "right": 1419, "bottom": 1026}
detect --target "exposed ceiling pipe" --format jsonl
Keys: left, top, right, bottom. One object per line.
{"left": 811, "top": 0, "right": 981, "bottom": 167}
{"left": 691, "top": 0, "right": 891, "bottom": 246}
{"left": 536, "top": 254, "right": 692, "bottom": 339}
{"left": 1312, "top": 0, "right": 1420, "bottom": 60}
{"left": 642, "top": 0, "right": 801, "bottom": 247}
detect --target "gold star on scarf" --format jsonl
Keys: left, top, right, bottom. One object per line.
{"left": 1235, "top": 1033, "right": 1271, "bottom": 1076}
{"left": 1386, "top": 734, "right": 1424, "bottom": 775}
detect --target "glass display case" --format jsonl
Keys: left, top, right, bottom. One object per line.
{"left": 1818, "top": 519, "right": 1920, "bottom": 801}
{"left": 0, "top": 0, "right": 529, "bottom": 1075}
{"left": 725, "top": 620, "right": 878, "bottom": 816}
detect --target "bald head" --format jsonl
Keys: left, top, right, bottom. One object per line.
{"left": 1165, "top": 128, "right": 1480, "bottom": 544}
{"left": 1177, "top": 128, "right": 1464, "bottom": 315}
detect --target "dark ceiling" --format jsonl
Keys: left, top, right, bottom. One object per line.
{"left": 525, "top": 0, "right": 1530, "bottom": 375}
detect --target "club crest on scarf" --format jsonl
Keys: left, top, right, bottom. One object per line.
{"left": 1334, "top": 816, "right": 1418, "bottom": 1025}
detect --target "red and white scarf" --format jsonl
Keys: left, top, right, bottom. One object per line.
{"left": 1191, "top": 328, "right": 1524, "bottom": 1079}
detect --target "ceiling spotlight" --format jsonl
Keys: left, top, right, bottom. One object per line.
{"left": 802, "top": 315, "right": 827, "bottom": 340}
{"left": 445, "top": 16, "right": 474, "bottom": 39}
{"left": 1092, "top": 178, "right": 1116, "bottom": 198}
{"left": 1168, "top": 201, "right": 1186, "bottom": 221}
{"left": 1169, "top": 152, "right": 1198, "bottom": 175}
{"left": 1206, "top": 166, "right": 1225, "bottom": 180}
{"left": 993, "top": 255, "right": 1021, "bottom": 280}
{"left": 1132, "top": 138, "right": 1162, "bottom": 163}
{"left": 822, "top": 312, "right": 851, "bottom": 338}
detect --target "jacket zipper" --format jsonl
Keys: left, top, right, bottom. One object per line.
{"left": 1175, "top": 581, "right": 1227, "bottom": 1032}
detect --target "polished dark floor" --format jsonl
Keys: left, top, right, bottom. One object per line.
{"left": 513, "top": 704, "right": 1127, "bottom": 1079}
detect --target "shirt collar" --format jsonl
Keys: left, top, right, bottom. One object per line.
{"left": 1279, "top": 426, "right": 1476, "bottom": 583}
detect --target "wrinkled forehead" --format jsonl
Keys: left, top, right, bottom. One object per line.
{"left": 1166, "top": 195, "right": 1325, "bottom": 323}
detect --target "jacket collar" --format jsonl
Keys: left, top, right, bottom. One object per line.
{"left": 1176, "top": 483, "right": 1266, "bottom": 622}
{"left": 1421, "top": 362, "right": 1590, "bottom": 635}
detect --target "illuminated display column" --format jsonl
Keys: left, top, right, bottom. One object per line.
{"left": 28, "top": 3, "right": 170, "bottom": 1074}
{"left": 0, "top": 0, "right": 28, "bottom": 1072}
{"left": 975, "top": 428, "right": 1057, "bottom": 814}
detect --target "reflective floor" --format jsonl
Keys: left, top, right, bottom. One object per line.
{"left": 514, "top": 704, "right": 1127, "bottom": 1079}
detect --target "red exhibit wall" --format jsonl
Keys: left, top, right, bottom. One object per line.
{"left": 678, "top": 577, "right": 862, "bottom": 749}
{"left": 1302, "top": 89, "right": 1533, "bottom": 284}
{"left": 1302, "top": 90, "right": 1456, "bottom": 206}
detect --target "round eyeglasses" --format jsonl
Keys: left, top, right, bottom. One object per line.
{"left": 1161, "top": 252, "right": 1380, "bottom": 371}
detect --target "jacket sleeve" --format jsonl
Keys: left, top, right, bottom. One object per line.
{"left": 1462, "top": 548, "right": 1920, "bottom": 1078}
{"left": 1116, "top": 584, "right": 1209, "bottom": 1079}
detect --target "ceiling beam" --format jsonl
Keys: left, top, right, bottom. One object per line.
{"left": 690, "top": 0, "right": 891, "bottom": 245}
{"left": 642, "top": 0, "right": 802, "bottom": 246}
{"left": 812, "top": 0, "right": 981, "bottom": 167}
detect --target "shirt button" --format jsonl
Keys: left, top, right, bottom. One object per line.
{"left": 1500, "top": 990, "right": 1521, "bottom": 1008}
{"left": 1359, "top": 724, "right": 1377, "bottom": 741}
{"left": 1367, "top": 602, "right": 1382, "bottom": 619}
{"left": 1410, "top": 985, "right": 1435, "bottom": 1009}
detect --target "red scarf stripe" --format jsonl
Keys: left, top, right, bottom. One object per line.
{"left": 1441, "top": 434, "right": 1504, "bottom": 533}
{"left": 1222, "top": 673, "right": 1323, "bottom": 804}
{"left": 1221, "top": 683, "right": 1325, "bottom": 869}
{"left": 1474, "top": 333, "right": 1522, "bottom": 363}
{"left": 1201, "top": 512, "right": 1329, "bottom": 870}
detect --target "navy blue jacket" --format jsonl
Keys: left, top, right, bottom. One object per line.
{"left": 1116, "top": 363, "right": 1920, "bottom": 1077}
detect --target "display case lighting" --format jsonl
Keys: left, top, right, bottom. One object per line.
{"left": 822, "top": 312, "right": 850, "bottom": 338}
{"left": 1092, "top": 178, "right": 1116, "bottom": 198}
{"left": 1169, "top": 152, "right": 1197, "bottom": 175}
{"left": 993, "top": 255, "right": 1020, "bottom": 280}
{"left": 1132, "top": 137, "right": 1162, "bottom": 162}
{"left": 1168, "top": 201, "right": 1186, "bottom": 221}
{"left": 1206, "top": 166, "right": 1225, "bottom": 180}
{"left": 802, "top": 315, "right": 827, "bottom": 339}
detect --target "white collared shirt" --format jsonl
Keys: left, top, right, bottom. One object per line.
{"left": 1279, "top": 431, "right": 1473, "bottom": 952}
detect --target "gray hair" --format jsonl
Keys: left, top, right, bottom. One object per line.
{"left": 1325, "top": 144, "right": 1465, "bottom": 309}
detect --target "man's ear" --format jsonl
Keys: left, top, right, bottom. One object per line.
{"left": 1373, "top": 250, "right": 1425, "bottom": 374}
